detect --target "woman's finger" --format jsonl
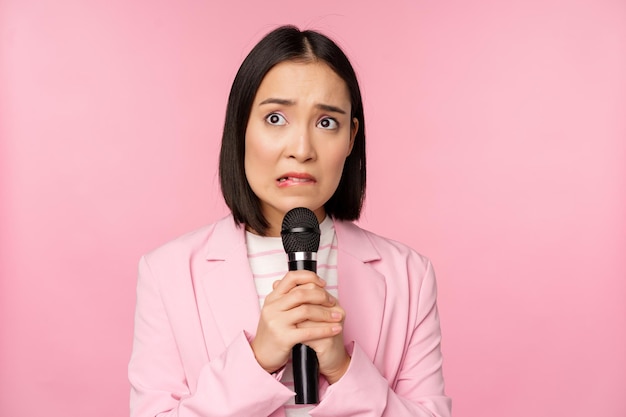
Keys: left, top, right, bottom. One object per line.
{"left": 272, "top": 270, "right": 325, "bottom": 295}
{"left": 286, "top": 304, "right": 344, "bottom": 325}
{"left": 272, "top": 285, "right": 336, "bottom": 311}
{"left": 292, "top": 323, "right": 343, "bottom": 344}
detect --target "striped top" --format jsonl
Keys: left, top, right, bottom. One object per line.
{"left": 245, "top": 216, "right": 339, "bottom": 416}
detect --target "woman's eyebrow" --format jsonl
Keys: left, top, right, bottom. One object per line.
{"left": 259, "top": 98, "right": 294, "bottom": 106}
{"left": 259, "top": 98, "right": 347, "bottom": 115}
{"left": 316, "top": 103, "right": 346, "bottom": 115}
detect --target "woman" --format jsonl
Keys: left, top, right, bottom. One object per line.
{"left": 129, "top": 25, "right": 452, "bottom": 417}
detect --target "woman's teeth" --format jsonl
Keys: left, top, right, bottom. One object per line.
{"left": 279, "top": 177, "right": 310, "bottom": 182}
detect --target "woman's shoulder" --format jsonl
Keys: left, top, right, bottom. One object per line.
{"left": 333, "top": 219, "right": 431, "bottom": 268}
{"left": 141, "top": 215, "right": 241, "bottom": 264}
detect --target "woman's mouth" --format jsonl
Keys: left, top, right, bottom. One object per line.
{"left": 277, "top": 173, "right": 316, "bottom": 186}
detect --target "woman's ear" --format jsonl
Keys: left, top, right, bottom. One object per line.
{"left": 348, "top": 117, "right": 359, "bottom": 155}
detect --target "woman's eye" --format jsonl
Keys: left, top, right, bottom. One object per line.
{"left": 265, "top": 113, "right": 287, "bottom": 126}
{"left": 317, "top": 117, "right": 338, "bottom": 130}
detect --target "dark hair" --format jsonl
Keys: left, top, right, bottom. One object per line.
{"left": 219, "top": 25, "right": 366, "bottom": 235}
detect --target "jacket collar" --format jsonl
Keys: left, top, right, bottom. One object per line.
{"left": 333, "top": 219, "right": 386, "bottom": 362}
{"left": 333, "top": 220, "right": 381, "bottom": 262}
{"left": 204, "top": 214, "right": 247, "bottom": 261}
{"left": 195, "top": 216, "right": 261, "bottom": 355}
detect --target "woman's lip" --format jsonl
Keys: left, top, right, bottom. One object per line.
{"left": 277, "top": 172, "right": 316, "bottom": 180}
{"left": 276, "top": 172, "right": 316, "bottom": 186}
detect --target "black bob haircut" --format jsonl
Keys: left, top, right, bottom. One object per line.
{"left": 219, "top": 25, "right": 366, "bottom": 235}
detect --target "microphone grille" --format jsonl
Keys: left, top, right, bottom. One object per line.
{"left": 281, "top": 208, "right": 321, "bottom": 253}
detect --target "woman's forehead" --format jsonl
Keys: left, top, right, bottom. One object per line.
{"left": 254, "top": 60, "right": 350, "bottom": 107}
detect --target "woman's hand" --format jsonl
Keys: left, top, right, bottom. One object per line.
{"left": 250, "top": 270, "right": 344, "bottom": 374}
{"left": 295, "top": 303, "right": 351, "bottom": 384}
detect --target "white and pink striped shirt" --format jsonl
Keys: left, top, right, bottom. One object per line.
{"left": 245, "top": 216, "right": 338, "bottom": 416}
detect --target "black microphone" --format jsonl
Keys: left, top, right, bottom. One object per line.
{"left": 281, "top": 207, "right": 321, "bottom": 405}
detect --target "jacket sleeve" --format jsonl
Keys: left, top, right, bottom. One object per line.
{"left": 309, "top": 259, "right": 452, "bottom": 417}
{"left": 128, "top": 256, "right": 294, "bottom": 417}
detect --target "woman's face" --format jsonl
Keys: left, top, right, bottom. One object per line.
{"left": 244, "top": 60, "right": 358, "bottom": 236}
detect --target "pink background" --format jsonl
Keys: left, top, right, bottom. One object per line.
{"left": 2, "top": 0, "right": 625, "bottom": 416}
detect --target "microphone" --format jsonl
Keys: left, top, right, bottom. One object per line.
{"left": 281, "top": 207, "right": 321, "bottom": 405}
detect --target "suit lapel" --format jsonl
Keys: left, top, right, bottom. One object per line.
{"left": 334, "top": 220, "right": 386, "bottom": 363}
{"left": 194, "top": 217, "right": 261, "bottom": 355}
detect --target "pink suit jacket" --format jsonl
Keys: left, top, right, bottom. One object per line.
{"left": 129, "top": 215, "right": 452, "bottom": 417}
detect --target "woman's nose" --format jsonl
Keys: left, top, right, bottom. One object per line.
{"left": 286, "top": 125, "right": 316, "bottom": 162}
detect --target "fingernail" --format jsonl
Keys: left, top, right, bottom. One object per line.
{"left": 331, "top": 311, "right": 342, "bottom": 319}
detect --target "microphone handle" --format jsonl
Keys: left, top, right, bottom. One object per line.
{"left": 292, "top": 344, "right": 319, "bottom": 404}
{"left": 288, "top": 255, "right": 319, "bottom": 405}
